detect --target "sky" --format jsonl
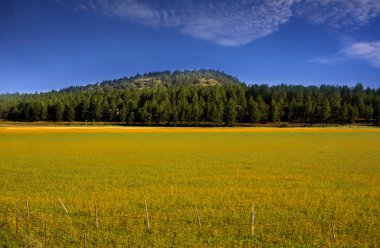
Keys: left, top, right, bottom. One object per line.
{"left": 0, "top": 0, "right": 380, "bottom": 93}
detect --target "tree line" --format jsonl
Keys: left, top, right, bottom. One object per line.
{"left": 0, "top": 71, "right": 379, "bottom": 126}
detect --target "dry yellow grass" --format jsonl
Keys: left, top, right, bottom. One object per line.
{"left": 0, "top": 127, "right": 379, "bottom": 247}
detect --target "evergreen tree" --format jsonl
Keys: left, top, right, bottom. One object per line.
{"left": 170, "top": 107, "right": 179, "bottom": 125}
{"left": 363, "top": 104, "right": 374, "bottom": 121}
{"left": 208, "top": 88, "right": 224, "bottom": 123}
{"left": 40, "top": 102, "right": 48, "bottom": 121}
{"left": 138, "top": 102, "right": 151, "bottom": 124}
{"left": 108, "top": 100, "right": 117, "bottom": 122}
{"left": 374, "top": 101, "right": 380, "bottom": 125}
{"left": 127, "top": 111, "right": 135, "bottom": 125}
{"left": 101, "top": 99, "right": 111, "bottom": 121}
{"left": 63, "top": 105, "right": 75, "bottom": 121}
{"left": 53, "top": 101, "right": 64, "bottom": 121}
{"left": 7, "top": 105, "right": 19, "bottom": 120}
{"left": 321, "top": 98, "right": 332, "bottom": 121}
{"left": 28, "top": 102, "right": 41, "bottom": 121}
{"left": 340, "top": 103, "right": 349, "bottom": 122}
{"left": 159, "top": 102, "right": 170, "bottom": 123}
{"left": 77, "top": 100, "right": 90, "bottom": 121}
{"left": 257, "top": 95, "right": 268, "bottom": 121}
{"left": 235, "top": 87, "right": 247, "bottom": 122}
{"left": 247, "top": 96, "right": 260, "bottom": 123}
{"left": 288, "top": 98, "right": 297, "bottom": 121}
{"left": 304, "top": 96, "right": 313, "bottom": 122}
{"left": 270, "top": 99, "right": 281, "bottom": 122}
{"left": 89, "top": 98, "right": 102, "bottom": 121}
{"left": 353, "top": 84, "right": 365, "bottom": 117}
{"left": 119, "top": 104, "right": 127, "bottom": 122}
{"left": 330, "top": 92, "right": 342, "bottom": 119}
{"left": 348, "top": 104, "right": 359, "bottom": 123}
{"left": 190, "top": 92, "right": 201, "bottom": 123}
{"left": 225, "top": 99, "right": 237, "bottom": 126}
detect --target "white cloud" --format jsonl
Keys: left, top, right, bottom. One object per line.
{"left": 310, "top": 41, "right": 380, "bottom": 68}
{"left": 58, "top": 0, "right": 299, "bottom": 46}
{"left": 298, "top": 0, "right": 380, "bottom": 28}
{"left": 178, "top": 0, "right": 298, "bottom": 46}
{"left": 309, "top": 55, "right": 345, "bottom": 65}
{"left": 97, "top": 0, "right": 161, "bottom": 23}
{"left": 343, "top": 41, "right": 380, "bottom": 68}
{"left": 57, "top": 0, "right": 380, "bottom": 47}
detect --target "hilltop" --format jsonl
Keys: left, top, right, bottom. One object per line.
{"left": 61, "top": 70, "right": 242, "bottom": 92}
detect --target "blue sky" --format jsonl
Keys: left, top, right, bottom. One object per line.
{"left": 1, "top": 0, "right": 380, "bottom": 93}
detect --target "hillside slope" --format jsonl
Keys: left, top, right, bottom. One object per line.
{"left": 61, "top": 70, "right": 242, "bottom": 92}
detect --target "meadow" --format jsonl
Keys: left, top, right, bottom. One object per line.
{"left": 0, "top": 127, "right": 379, "bottom": 247}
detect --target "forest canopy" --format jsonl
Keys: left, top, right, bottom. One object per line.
{"left": 0, "top": 70, "right": 379, "bottom": 126}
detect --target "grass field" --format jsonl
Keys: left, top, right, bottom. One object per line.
{"left": 0, "top": 127, "right": 379, "bottom": 247}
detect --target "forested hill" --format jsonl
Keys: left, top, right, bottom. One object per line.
{"left": 62, "top": 70, "right": 242, "bottom": 91}
{"left": 0, "top": 69, "right": 379, "bottom": 126}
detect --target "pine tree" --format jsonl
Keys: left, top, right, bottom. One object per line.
{"left": 127, "top": 111, "right": 135, "bottom": 125}
{"left": 375, "top": 101, "right": 380, "bottom": 126}
{"left": 225, "top": 99, "right": 237, "bottom": 126}
{"left": 330, "top": 92, "right": 342, "bottom": 119}
{"left": 40, "top": 102, "right": 48, "bottom": 121}
{"left": 257, "top": 95, "right": 268, "bottom": 121}
{"left": 89, "top": 98, "right": 102, "bottom": 121}
{"left": 288, "top": 98, "right": 297, "bottom": 121}
{"left": 28, "top": 102, "right": 40, "bottom": 121}
{"left": 63, "top": 105, "right": 75, "bottom": 121}
{"left": 170, "top": 107, "right": 179, "bottom": 125}
{"left": 270, "top": 99, "right": 281, "bottom": 123}
{"left": 77, "top": 99, "right": 90, "bottom": 121}
{"left": 208, "top": 89, "right": 224, "bottom": 124}
{"left": 304, "top": 96, "right": 313, "bottom": 122}
{"left": 119, "top": 104, "right": 127, "bottom": 122}
{"left": 349, "top": 104, "right": 359, "bottom": 123}
{"left": 247, "top": 96, "right": 260, "bottom": 123}
{"left": 53, "top": 101, "right": 64, "bottom": 121}
{"left": 363, "top": 105, "right": 374, "bottom": 121}
{"left": 138, "top": 102, "right": 151, "bottom": 124}
{"left": 235, "top": 87, "right": 247, "bottom": 122}
{"left": 340, "top": 103, "right": 349, "bottom": 121}
{"left": 190, "top": 92, "right": 201, "bottom": 123}
{"left": 108, "top": 100, "right": 117, "bottom": 122}
{"left": 321, "top": 98, "right": 331, "bottom": 121}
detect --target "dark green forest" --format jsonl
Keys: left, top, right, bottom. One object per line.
{"left": 0, "top": 70, "right": 379, "bottom": 126}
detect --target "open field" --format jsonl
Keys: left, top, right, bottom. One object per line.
{"left": 0, "top": 127, "right": 379, "bottom": 247}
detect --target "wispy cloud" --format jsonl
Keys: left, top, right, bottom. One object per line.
{"left": 309, "top": 54, "right": 345, "bottom": 65}
{"left": 310, "top": 41, "right": 380, "bottom": 68}
{"left": 178, "top": 1, "right": 298, "bottom": 46}
{"left": 57, "top": 0, "right": 380, "bottom": 47}
{"left": 57, "top": 0, "right": 298, "bottom": 46}
{"left": 298, "top": 0, "right": 380, "bottom": 28}
{"left": 344, "top": 41, "right": 380, "bottom": 68}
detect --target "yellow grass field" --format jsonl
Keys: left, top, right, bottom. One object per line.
{"left": 0, "top": 127, "right": 379, "bottom": 247}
